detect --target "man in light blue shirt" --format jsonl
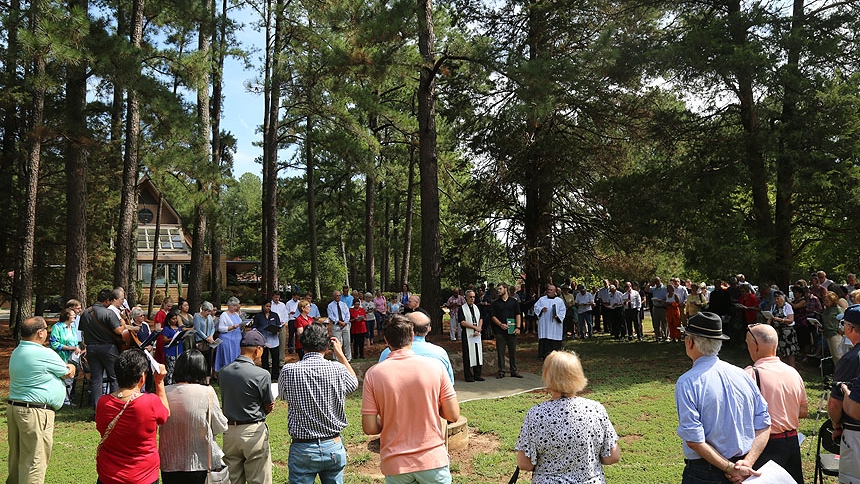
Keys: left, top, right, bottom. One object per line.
{"left": 8, "top": 316, "right": 76, "bottom": 484}
{"left": 327, "top": 290, "right": 352, "bottom": 361}
{"left": 379, "top": 311, "right": 455, "bottom": 384}
{"left": 675, "top": 312, "right": 770, "bottom": 484}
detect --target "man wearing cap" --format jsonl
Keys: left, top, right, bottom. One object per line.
{"left": 278, "top": 323, "right": 358, "bottom": 483}
{"left": 218, "top": 329, "right": 276, "bottom": 484}
{"left": 7, "top": 316, "right": 76, "bottom": 484}
{"left": 828, "top": 304, "right": 860, "bottom": 482}
{"left": 744, "top": 324, "right": 807, "bottom": 483}
{"left": 676, "top": 312, "right": 771, "bottom": 484}
{"left": 327, "top": 290, "right": 352, "bottom": 362}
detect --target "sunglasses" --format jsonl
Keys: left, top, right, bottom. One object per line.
{"left": 747, "top": 323, "right": 762, "bottom": 345}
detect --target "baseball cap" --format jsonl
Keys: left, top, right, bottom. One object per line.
{"left": 240, "top": 329, "right": 266, "bottom": 347}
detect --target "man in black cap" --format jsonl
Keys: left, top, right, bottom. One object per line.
{"left": 219, "top": 329, "right": 276, "bottom": 484}
{"left": 675, "top": 312, "right": 771, "bottom": 484}
{"left": 828, "top": 305, "right": 860, "bottom": 482}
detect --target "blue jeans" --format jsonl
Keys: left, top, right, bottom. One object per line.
{"left": 288, "top": 438, "right": 347, "bottom": 484}
{"left": 385, "top": 466, "right": 451, "bottom": 484}
{"left": 578, "top": 311, "right": 593, "bottom": 338}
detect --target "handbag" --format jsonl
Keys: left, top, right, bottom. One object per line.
{"left": 508, "top": 467, "right": 520, "bottom": 483}
{"left": 206, "top": 396, "right": 230, "bottom": 484}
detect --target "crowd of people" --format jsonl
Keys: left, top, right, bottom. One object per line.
{"left": 9, "top": 269, "right": 860, "bottom": 483}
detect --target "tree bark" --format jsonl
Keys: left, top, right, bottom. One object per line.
{"left": 208, "top": 0, "right": 227, "bottom": 309}
{"left": 306, "top": 115, "right": 321, "bottom": 297}
{"left": 63, "top": 0, "right": 89, "bottom": 305}
{"left": 382, "top": 197, "right": 391, "bottom": 291}
{"left": 772, "top": 0, "right": 804, "bottom": 288}
{"left": 114, "top": 0, "right": 145, "bottom": 293}
{"left": 0, "top": 0, "right": 22, "bottom": 273}
{"left": 727, "top": 0, "right": 774, "bottom": 281}
{"left": 188, "top": 0, "right": 214, "bottom": 312}
{"left": 261, "top": 0, "right": 282, "bottom": 294}
{"left": 16, "top": 0, "right": 48, "bottom": 330}
{"left": 365, "top": 158, "right": 376, "bottom": 292}
{"left": 416, "top": 0, "right": 441, "bottom": 330}
{"left": 147, "top": 195, "right": 163, "bottom": 318}
{"left": 400, "top": 149, "right": 415, "bottom": 287}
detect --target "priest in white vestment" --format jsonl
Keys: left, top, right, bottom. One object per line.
{"left": 458, "top": 290, "right": 485, "bottom": 381}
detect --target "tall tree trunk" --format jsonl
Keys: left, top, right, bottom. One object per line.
{"left": 521, "top": 0, "right": 553, "bottom": 293}
{"left": 772, "top": 0, "right": 804, "bottom": 288}
{"left": 365, "top": 160, "right": 376, "bottom": 292}
{"left": 400, "top": 149, "right": 415, "bottom": 287}
{"left": 114, "top": 0, "right": 145, "bottom": 293}
{"left": 261, "top": 0, "right": 282, "bottom": 294}
{"left": 16, "top": 0, "right": 48, "bottom": 330}
{"left": 0, "top": 0, "right": 22, "bottom": 273}
{"left": 727, "top": 0, "right": 774, "bottom": 282}
{"left": 188, "top": 0, "right": 214, "bottom": 312}
{"left": 306, "top": 115, "right": 320, "bottom": 297}
{"left": 208, "top": 0, "right": 227, "bottom": 309}
{"left": 64, "top": 0, "right": 89, "bottom": 305}
{"left": 416, "top": 0, "right": 441, "bottom": 330}
{"left": 382, "top": 197, "right": 391, "bottom": 291}
{"left": 147, "top": 195, "right": 163, "bottom": 318}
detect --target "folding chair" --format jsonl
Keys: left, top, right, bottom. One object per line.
{"left": 815, "top": 419, "right": 840, "bottom": 484}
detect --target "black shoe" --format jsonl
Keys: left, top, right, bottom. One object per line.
{"left": 497, "top": 372, "right": 505, "bottom": 379}
{"left": 465, "top": 379, "right": 475, "bottom": 382}
{"left": 475, "top": 376, "right": 486, "bottom": 381}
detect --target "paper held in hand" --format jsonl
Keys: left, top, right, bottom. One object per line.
{"left": 742, "top": 460, "right": 793, "bottom": 483}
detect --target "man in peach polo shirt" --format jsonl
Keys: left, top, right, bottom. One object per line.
{"left": 361, "top": 314, "right": 461, "bottom": 483}
{"left": 743, "top": 323, "right": 808, "bottom": 483}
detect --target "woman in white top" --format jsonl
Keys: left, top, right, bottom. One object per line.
{"left": 159, "top": 349, "right": 228, "bottom": 484}
{"left": 516, "top": 351, "right": 620, "bottom": 483}
{"left": 214, "top": 297, "right": 243, "bottom": 372}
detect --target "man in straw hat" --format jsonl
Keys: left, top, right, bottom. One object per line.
{"left": 675, "top": 312, "right": 771, "bottom": 484}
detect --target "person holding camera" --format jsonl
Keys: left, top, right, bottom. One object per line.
{"left": 829, "top": 305, "right": 860, "bottom": 482}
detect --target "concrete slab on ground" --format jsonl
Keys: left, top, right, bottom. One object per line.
{"left": 455, "top": 371, "right": 544, "bottom": 403}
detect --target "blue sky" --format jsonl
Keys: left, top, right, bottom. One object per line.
{"left": 220, "top": 5, "right": 265, "bottom": 178}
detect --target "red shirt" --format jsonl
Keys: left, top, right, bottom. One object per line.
{"left": 295, "top": 314, "right": 313, "bottom": 349}
{"left": 96, "top": 392, "right": 169, "bottom": 484}
{"left": 350, "top": 307, "right": 367, "bottom": 334}
{"left": 740, "top": 293, "right": 759, "bottom": 323}
{"left": 154, "top": 309, "right": 168, "bottom": 328}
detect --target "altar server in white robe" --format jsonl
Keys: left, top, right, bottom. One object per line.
{"left": 459, "top": 290, "right": 485, "bottom": 382}
{"left": 534, "top": 284, "right": 567, "bottom": 359}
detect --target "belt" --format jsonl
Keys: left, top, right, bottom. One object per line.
{"left": 844, "top": 422, "right": 860, "bottom": 432}
{"left": 8, "top": 400, "right": 53, "bottom": 411}
{"left": 685, "top": 455, "right": 744, "bottom": 472}
{"left": 227, "top": 419, "right": 264, "bottom": 426}
{"left": 291, "top": 435, "right": 340, "bottom": 443}
{"left": 770, "top": 429, "right": 798, "bottom": 439}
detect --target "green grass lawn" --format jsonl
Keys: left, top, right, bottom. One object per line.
{"left": 0, "top": 328, "right": 831, "bottom": 483}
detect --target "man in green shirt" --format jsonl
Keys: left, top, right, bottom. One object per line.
{"left": 7, "top": 316, "right": 76, "bottom": 484}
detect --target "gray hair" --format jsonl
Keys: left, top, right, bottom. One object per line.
{"left": 201, "top": 301, "right": 214, "bottom": 311}
{"left": 690, "top": 334, "right": 722, "bottom": 356}
{"left": 226, "top": 297, "right": 240, "bottom": 306}
{"left": 130, "top": 308, "right": 145, "bottom": 319}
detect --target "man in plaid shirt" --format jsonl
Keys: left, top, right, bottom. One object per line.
{"left": 278, "top": 322, "right": 358, "bottom": 483}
